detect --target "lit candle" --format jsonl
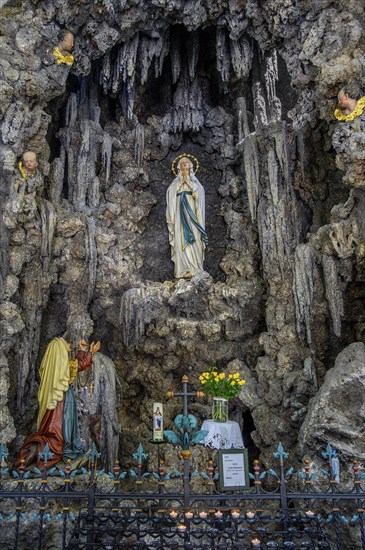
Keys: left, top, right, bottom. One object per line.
{"left": 215, "top": 510, "right": 223, "bottom": 519}
{"left": 231, "top": 509, "right": 240, "bottom": 519}
{"left": 251, "top": 538, "right": 261, "bottom": 548}
{"left": 199, "top": 511, "right": 208, "bottom": 519}
{"left": 153, "top": 402, "right": 164, "bottom": 441}
{"left": 305, "top": 510, "right": 315, "bottom": 518}
{"left": 177, "top": 524, "right": 187, "bottom": 533}
{"left": 169, "top": 510, "right": 178, "bottom": 519}
{"left": 246, "top": 511, "right": 255, "bottom": 520}
{"left": 185, "top": 511, "right": 193, "bottom": 520}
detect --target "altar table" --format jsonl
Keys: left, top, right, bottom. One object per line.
{"left": 201, "top": 419, "right": 244, "bottom": 449}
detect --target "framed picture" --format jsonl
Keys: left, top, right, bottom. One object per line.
{"left": 218, "top": 448, "right": 250, "bottom": 491}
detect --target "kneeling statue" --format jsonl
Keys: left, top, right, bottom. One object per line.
{"left": 18, "top": 337, "right": 100, "bottom": 468}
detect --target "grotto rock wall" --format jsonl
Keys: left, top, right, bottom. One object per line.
{"left": 0, "top": 0, "right": 364, "bottom": 467}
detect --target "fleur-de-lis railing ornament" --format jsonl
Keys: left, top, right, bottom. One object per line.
{"left": 38, "top": 443, "right": 54, "bottom": 466}
{"left": 130, "top": 443, "right": 149, "bottom": 483}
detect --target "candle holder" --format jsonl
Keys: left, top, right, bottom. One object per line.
{"left": 251, "top": 538, "right": 261, "bottom": 548}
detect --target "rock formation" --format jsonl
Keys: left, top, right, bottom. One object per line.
{"left": 0, "top": 0, "right": 364, "bottom": 477}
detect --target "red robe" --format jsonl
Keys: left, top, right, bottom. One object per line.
{"left": 18, "top": 351, "right": 92, "bottom": 468}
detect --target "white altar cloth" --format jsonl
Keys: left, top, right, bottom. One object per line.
{"left": 201, "top": 420, "right": 244, "bottom": 449}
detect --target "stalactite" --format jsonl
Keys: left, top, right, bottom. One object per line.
{"left": 85, "top": 218, "right": 97, "bottom": 306}
{"left": 216, "top": 27, "right": 230, "bottom": 82}
{"left": 88, "top": 81, "right": 101, "bottom": 124}
{"left": 16, "top": 272, "right": 43, "bottom": 414}
{"left": 120, "top": 287, "right": 147, "bottom": 349}
{"left": 171, "top": 72, "right": 203, "bottom": 132}
{"left": 237, "top": 97, "right": 250, "bottom": 144}
{"left": 230, "top": 36, "right": 253, "bottom": 79}
{"left": 140, "top": 36, "right": 157, "bottom": 85}
{"left": 65, "top": 93, "right": 78, "bottom": 127}
{"left": 70, "top": 119, "right": 90, "bottom": 208}
{"left": 134, "top": 123, "right": 145, "bottom": 168}
{"left": 154, "top": 29, "right": 170, "bottom": 78}
{"left": 265, "top": 51, "right": 282, "bottom": 123}
{"left": 100, "top": 52, "right": 112, "bottom": 95}
{"left": 49, "top": 146, "right": 65, "bottom": 205}
{"left": 322, "top": 255, "right": 352, "bottom": 338}
{"left": 249, "top": 122, "right": 305, "bottom": 283}
{"left": 0, "top": 208, "right": 9, "bottom": 302}
{"left": 37, "top": 198, "right": 56, "bottom": 273}
{"left": 243, "top": 133, "right": 260, "bottom": 221}
{"left": 253, "top": 82, "right": 268, "bottom": 130}
{"left": 188, "top": 31, "right": 199, "bottom": 80}
{"left": 140, "top": 33, "right": 170, "bottom": 85}
{"left": 119, "top": 35, "right": 139, "bottom": 118}
{"left": 170, "top": 31, "right": 181, "bottom": 84}
{"left": 293, "top": 244, "right": 316, "bottom": 345}
{"left": 102, "top": 132, "right": 113, "bottom": 186}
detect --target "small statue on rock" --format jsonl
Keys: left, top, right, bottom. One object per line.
{"left": 166, "top": 154, "right": 208, "bottom": 279}
{"left": 17, "top": 337, "right": 100, "bottom": 468}
{"left": 53, "top": 29, "right": 75, "bottom": 66}
{"left": 334, "top": 82, "right": 365, "bottom": 122}
{"left": 18, "top": 151, "right": 38, "bottom": 180}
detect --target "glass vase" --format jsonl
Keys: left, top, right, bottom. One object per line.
{"left": 212, "top": 397, "right": 229, "bottom": 423}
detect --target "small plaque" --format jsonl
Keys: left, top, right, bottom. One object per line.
{"left": 218, "top": 448, "right": 250, "bottom": 491}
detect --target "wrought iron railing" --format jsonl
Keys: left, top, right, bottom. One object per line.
{"left": 1, "top": 377, "right": 364, "bottom": 549}
{"left": 0, "top": 440, "right": 364, "bottom": 550}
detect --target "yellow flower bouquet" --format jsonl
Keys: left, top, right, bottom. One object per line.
{"left": 199, "top": 369, "right": 246, "bottom": 422}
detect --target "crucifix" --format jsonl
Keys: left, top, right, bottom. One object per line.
{"left": 166, "top": 374, "right": 204, "bottom": 419}
{"left": 166, "top": 374, "right": 205, "bottom": 507}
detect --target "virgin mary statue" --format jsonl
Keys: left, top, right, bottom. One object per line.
{"left": 166, "top": 156, "right": 208, "bottom": 279}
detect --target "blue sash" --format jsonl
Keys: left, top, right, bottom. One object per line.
{"left": 177, "top": 191, "right": 208, "bottom": 250}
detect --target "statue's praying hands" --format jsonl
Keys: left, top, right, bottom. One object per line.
{"left": 78, "top": 339, "right": 101, "bottom": 353}
{"left": 89, "top": 341, "right": 101, "bottom": 353}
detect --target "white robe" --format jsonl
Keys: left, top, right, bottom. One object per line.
{"left": 166, "top": 173, "right": 207, "bottom": 278}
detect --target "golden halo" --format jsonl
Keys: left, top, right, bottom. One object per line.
{"left": 171, "top": 154, "right": 199, "bottom": 177}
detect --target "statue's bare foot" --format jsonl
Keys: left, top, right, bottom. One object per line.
{"left": 183, "top": 271, "right": 193, "bottom": 279}
{"left": 23, "top": 444, "right": 37, "bottom": 467}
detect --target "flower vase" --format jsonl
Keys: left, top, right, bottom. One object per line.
{"left": 212, "top": 397, "right": 228, "bottom": 423}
